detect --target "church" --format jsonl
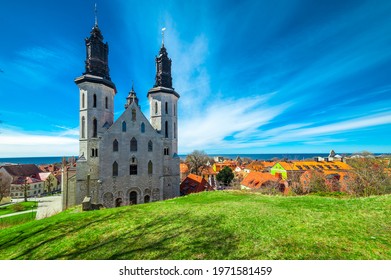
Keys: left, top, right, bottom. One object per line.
{"left": 62, "top": 17, "right": 180, "bottom": 209}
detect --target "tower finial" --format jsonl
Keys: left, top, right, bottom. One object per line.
{"left": 132, "top": 80, "right": 134, "bottom": 91}
{"left": 94, "top": 3, "right": 98, "bottom": 27}
{"left": 161, "top": 27, "right": 166, "bottom": 46}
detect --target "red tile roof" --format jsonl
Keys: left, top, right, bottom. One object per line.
{"left": 240, "top": 171, "right": 280, "bottom": 189}
{"left": 180, "top": 173, "right": 213, "bottom": 195}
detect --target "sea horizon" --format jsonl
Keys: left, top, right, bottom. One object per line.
{"left": 1, "top": 152, "right": 390, "bottom": 165}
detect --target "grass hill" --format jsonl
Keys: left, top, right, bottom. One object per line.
{"left": 0, "top": 191, "right": 390, "bottom": 260}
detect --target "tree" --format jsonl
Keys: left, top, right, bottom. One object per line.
{"left": 0, "top": 174, "right": 11, "bottom": 203}
{"left": 17, "top": 178, "right": 30, "bottom": 202}
{"left": 46, "top": 175, "right": 55, "bottom": 194}
{"left": 216, "top": 166, "right": 234, "bottom": 186}
{"left": 346, "top": 155, "right": 391, "bottom": 196}
{"left": 185, "top": 150, "right": 209, "bottom": 176}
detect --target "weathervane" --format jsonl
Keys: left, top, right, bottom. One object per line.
{"left": 162, "top": 27, "right": 166, "bottom": 46}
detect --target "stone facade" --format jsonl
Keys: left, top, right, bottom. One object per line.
{"left": 63, "top": 21, "right": 180, "bottom": 209}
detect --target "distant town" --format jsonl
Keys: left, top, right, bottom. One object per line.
{"left": 1, "top": 150, "right": 390, "bottom": 218}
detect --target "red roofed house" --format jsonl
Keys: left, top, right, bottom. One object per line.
{"left": 240, "top": 171, "right": 286, "bottom": 192}
{"left": 0, "top": 164, "right": 45, "bottom": 199}
{"left": 180, "top": 173, "right": 214, "bottom": 196}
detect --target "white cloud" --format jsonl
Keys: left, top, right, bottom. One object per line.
{"left": 0, "top": 127, "right": 78, "bottom": 157}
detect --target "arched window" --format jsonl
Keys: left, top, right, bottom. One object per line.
{"left": 174, "top": 122, "right": 176, "bottom": 139}
{"left": 93, "top": 94, "right": 97, "bottom": 108}
{"left": 164, "top": 147, "right": 169, "bottom": 156}
{"left": 112, "top": 161, "right": 118, "bottom": 176}
{"left": 148, "top": 140, "right": 153, "bottom": 152}
{"left": 165, "top": 102, "right": 168, "bottom": 114}
{"left": 148, "top": 160, "right": 153, "bottom": 174}
{"left": 174, "top": 104, "right": 176, "bottom": 116}
{"left": 82, "top": 93, "right": 85, "bottom": 108}
{"left": 130, "top": 157, "right": 137, "bottom": 175}
{"left": 81, "top": 116, "right": 85, "bottom": 138}
{"left": 130, "top": 137, "right": 137, "bottom": 151}
{"left": 113, "top": 139, "right": 118, "bottom": 152}
{"left": 95, "top": 148, "right": 98, "bottom": 157}
{"left": 165, "top": 121, "right": 168, "bottom": 138}
{"left": 105, "top": 96, "right": 108, "bottom": 109}
{"left": 155, "top": 102, "right": 158, "bottom": 114}
{"left": 144, "top": 195, "right": 150, "bottom": 203}
{"left": 141, "top": 122, "right": 145, "bottom": 133}
{"left": 122, "top": 121, "right": 126, "bottom": 132}
{"left": 93, "top": 118, "right": 97, "bottom": 138}
{"left": 91, "top": 148, "right": 95, "bottom": 157}
{"left": 132, "top": 109, "right": 136, "bottom": 121}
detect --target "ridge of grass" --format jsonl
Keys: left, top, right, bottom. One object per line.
{"left": 0, "top": 191, "right": 390, "bottom": 260}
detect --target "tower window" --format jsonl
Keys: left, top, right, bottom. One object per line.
{"left": 174, "top": 122, "right": 176, "bottom": 139}
{"left": 132, "top": 109, "right": 136, "bottom": 121}
{"left": 141, "top": 122, "right": 145, "bottom": 133}
{"left": 81, "top": 116, "right": 85, "bottom": 138}
{"left": 130, "top": 137, "right": 137, "bottom": 151}
{"left": 82, "top": 93, "right": 85, "bottom": 108}
{"left": 155, "top": 102, "right": 158, "bottom": 114}
{"left": 93, "top": 118, "right": 97, "bottom": 138}
{"left": 165, "top": 102, "right": 168, "bottom": 114}
{"left": 148, "top": 160, "right": 153, "bottom": 175}
{"left": 164, "top": 147, "right": 169, "bottom": 156}
{"left": 105, "top": 97, "right": 108, "bottom": 109}
{"left": 165, "top": 121, "right": 168, "bottom": 138}
{"left": 122, "top": 121, "right": 126, "bottom": 132}
{"left": 93, "top": 94, "right": 97, "bottom": 108}
{"left": 148, "top": 140, "right": 153, "bottom": 152}
{"left": 130, "top": 157, "right": 138, "bottom": 175}
{"left": 112, "top": 161, "right": 118, "bottom": 177}
{"left": 174, "top": 104, "right": 176, "bottom": 116}
{"left": 113, "top": 139, "right": 118, "bottom": 152}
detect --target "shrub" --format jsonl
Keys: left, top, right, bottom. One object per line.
{"left": 11, "top": 203, "right": 25, "bottom": 212}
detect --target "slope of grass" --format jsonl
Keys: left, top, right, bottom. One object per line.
{"left": 0, "top": 191, "right": 390, "bottom": 260}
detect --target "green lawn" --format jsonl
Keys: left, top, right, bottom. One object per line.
{"left": 0, "top": 191, "right": 390, "bottom": 260}
{"left": 0, "top": 212, "right": 37, "bottom": 229}
{"left": 0, "top": 201, "right": 38, "bottom": 216}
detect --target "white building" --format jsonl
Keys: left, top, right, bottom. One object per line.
{"left": 63, "top": 18, "right": 180, "bottom": 209}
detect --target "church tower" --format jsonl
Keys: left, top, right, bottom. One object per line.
{"left": 74, "top": 17, "right": 116, "bottom": 204}
{"left": 148, "top": 30, "right": 180, "bottom": 199}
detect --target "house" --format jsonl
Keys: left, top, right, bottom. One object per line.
{"left": 180, "top": 174, "right": 214, "bottom": 196}
{"left": 179, "top": 163, "right": 190, "bottom": 182}
{"left": 200, "top": 166, "right": 217, "bottom": 187}
{"left": 240, "top": 171, "right": 285, "bottom": 192}
{"left": 213, "top": 161, "right": 237, "bottom": 173}
{"left": 271, "top": 161, "right": 352, "bottom": 180}
{"left": 300, "top": 170, "right": 354, "bottom": 193}
{"left": 0, "top": 164, "right": 45, "bottom": 199}
{"left": 245, "top": 161, "right": 276, "bottom": 172}
{"left": 38, "top": 172, "right": 60, "bottom": 194}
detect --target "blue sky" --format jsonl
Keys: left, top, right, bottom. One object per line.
{"left": 0, "top": 0, "right": 391, "bottom": 157}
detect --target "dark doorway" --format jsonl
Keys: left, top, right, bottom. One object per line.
{"left": 129, "top": 191, "right": 137, "bottom": 205}
{"left": 144, "top": 195, "right": 150, "bottom": 203}
{"left": 115, "top": 198, "right": 122, "bottom": 207}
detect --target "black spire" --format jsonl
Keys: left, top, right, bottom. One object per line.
{"left": 154, "top": 42, "right": 173, "bottom": 89}
{"left": 83, "top": 21, "right": 111, "bottom": 80}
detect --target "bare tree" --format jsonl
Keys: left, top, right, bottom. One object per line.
{"left": 17, "top": 178, "right": 30, "bottom": 202}
{"left": 346, "top": 155, "right": 391, "bottom": 196}
{"left": 46, "top": 175, "right": 55, "bottom": 194}
{"left": 185, "top": 150, "right": 210, "bottom": 176}
{"left": 0, "top": 174, "right": 11, "bottom": 203}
